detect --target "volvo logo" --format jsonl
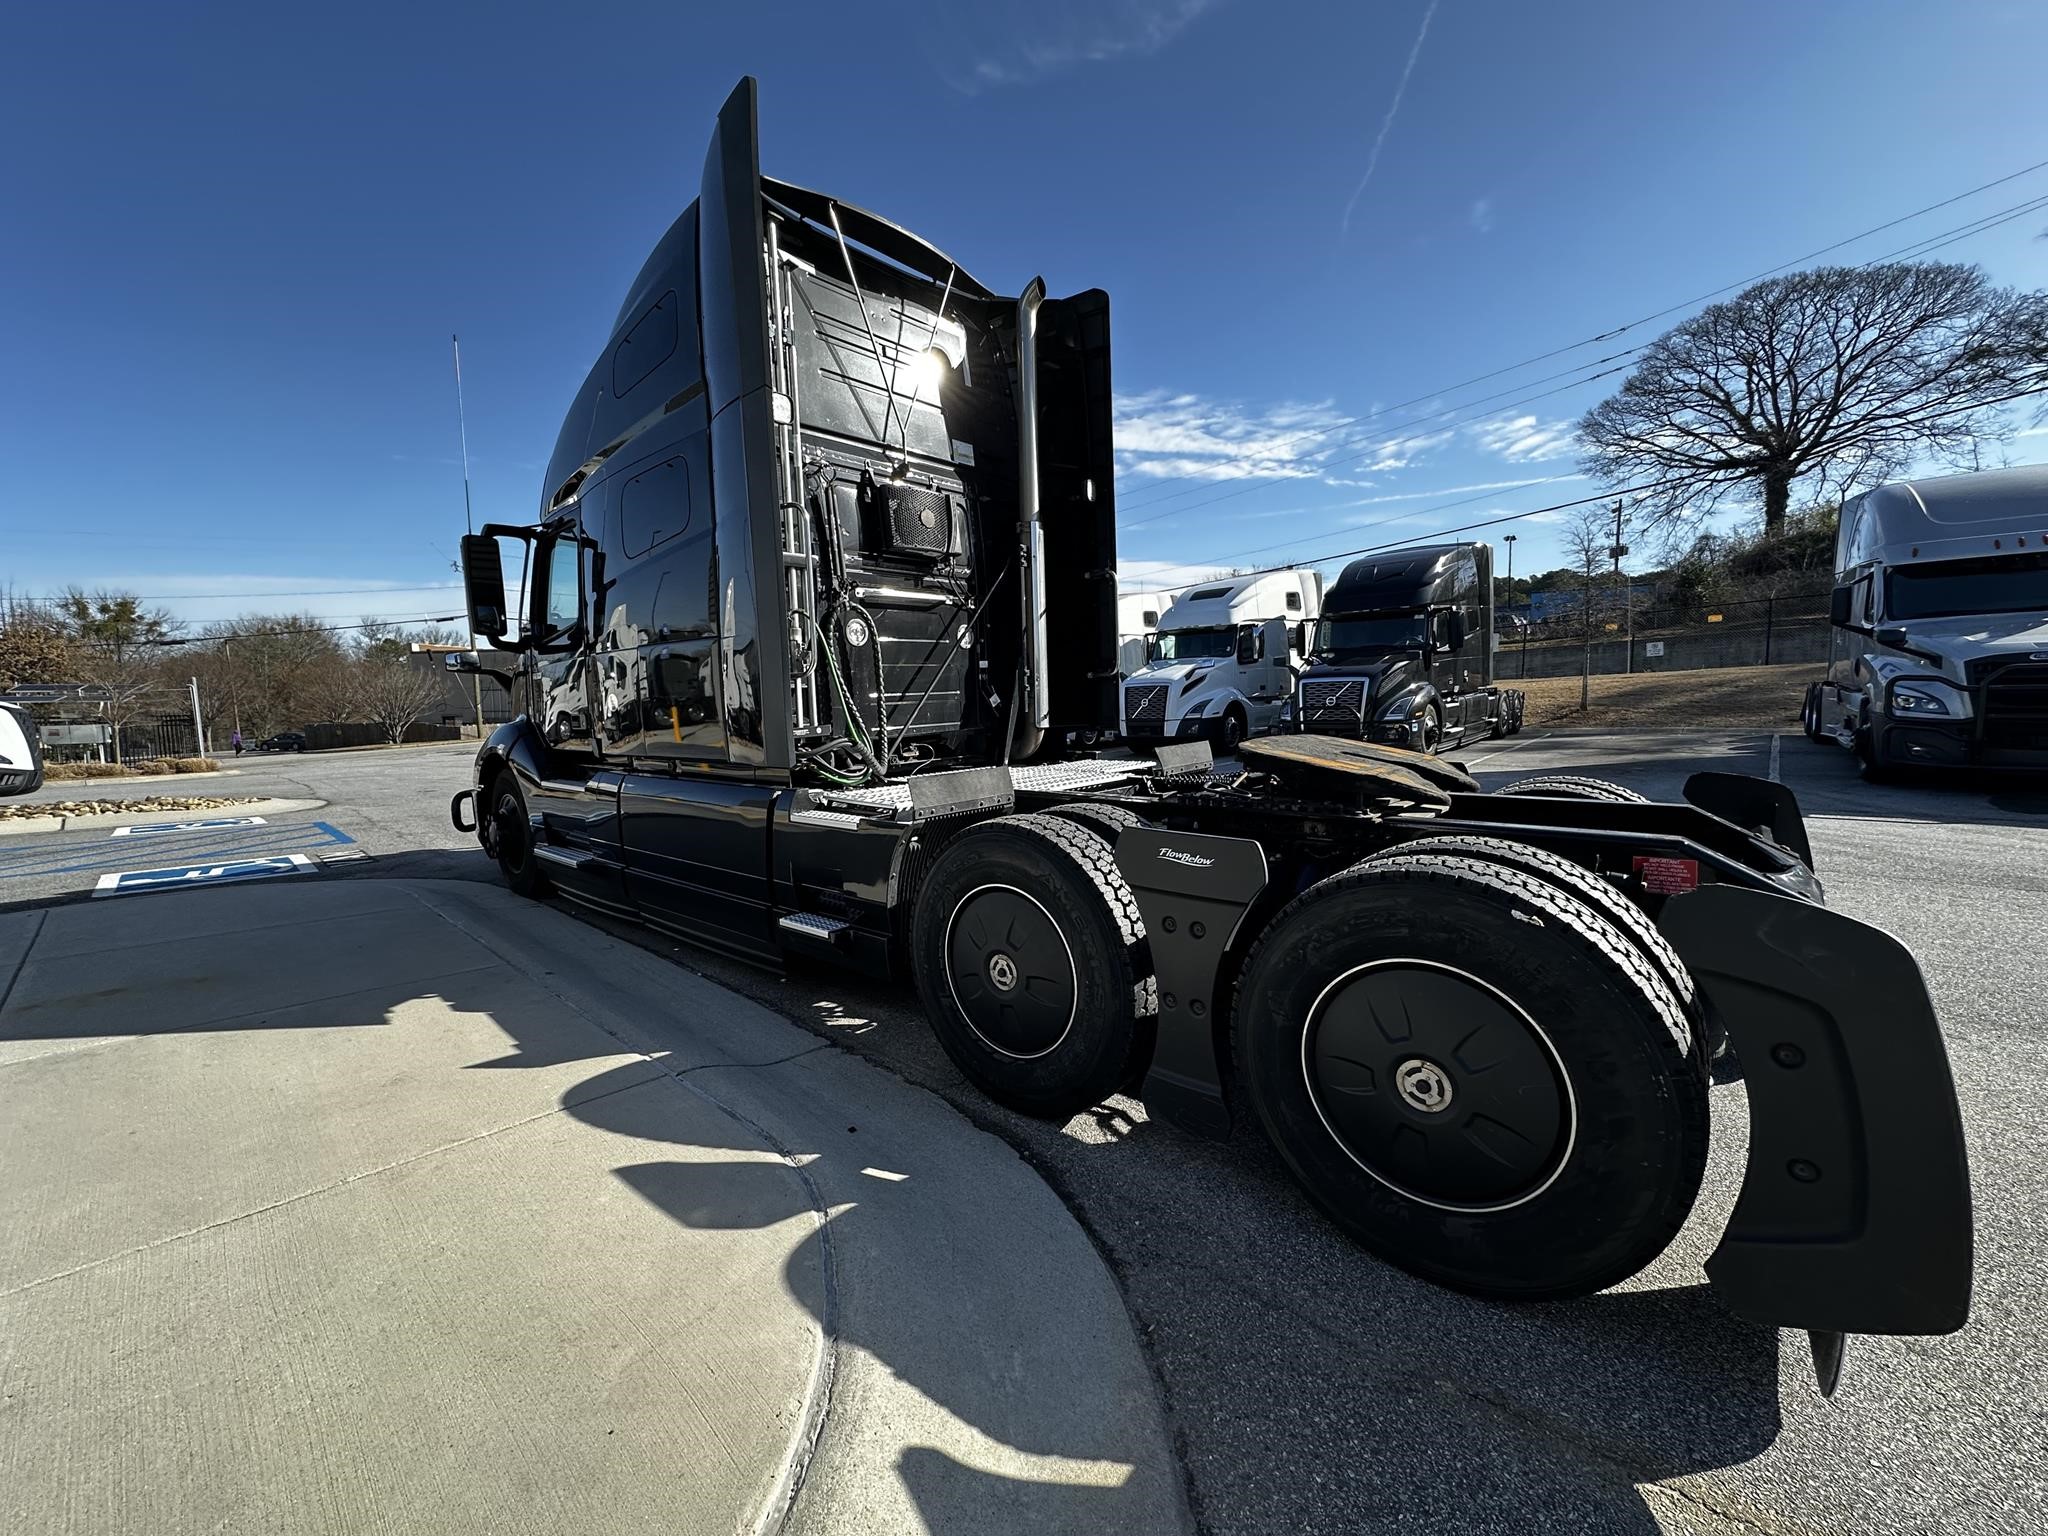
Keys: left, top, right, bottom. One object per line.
{"left": 1156, "top": 847, "right": 1215, "bottom": 868}
{"left": 1394, "top": 1058, "right": 1454, "bottom": 1114}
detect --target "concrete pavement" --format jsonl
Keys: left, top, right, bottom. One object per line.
{"left": 0, "top": 877, "right": 1188, "bottom": 1536}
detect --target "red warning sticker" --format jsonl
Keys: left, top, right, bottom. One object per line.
{"left": 1632, "top": 856, "right": 1701, "bottom": 895}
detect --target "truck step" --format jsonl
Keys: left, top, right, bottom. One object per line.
{"left": 779, "top": 912, "right": 851, "bottom": 941}
{"left": 790, "top": 808, "right": 870, "bottom": 829}
{"left": 533, "top": 845, "right": 616, "bottom": 872}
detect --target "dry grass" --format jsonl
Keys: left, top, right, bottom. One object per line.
{"left": 44, "top": 756, "right": 220, "bottom": 780}
{"left": 1514, "top": 663, "right": 1817, "bottom": 730}
{"left": 0, "top": 793, "right": 259, "bottom": 822}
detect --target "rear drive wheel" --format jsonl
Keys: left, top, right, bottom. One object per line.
{"left": 1233, "top": 851, "right": 1707, "bottom": 1299}
{"left": 1362, "top": 834, "right": 1699, "bottom": 1025}
{"left": 487, "top": 773, "right": 552, "bottom": 899}
{"left": 911, "top": 813, "right": 1156, "bottom": 1118}
{"left": 1496, "top": 774, "right": 1647, "bottom": 803}
{"left": 1044, "top": 801, "right": 1152, "bottom": 847}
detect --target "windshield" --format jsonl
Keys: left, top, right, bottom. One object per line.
{"left": 1153, "top": 627, "right": 1236, "bottom": 661}
{"left": 1314, "top": 611, "right": 1426, "bottom": 658}
{"left": 1886, "top": 552, "right": 2048, "bottom": 621}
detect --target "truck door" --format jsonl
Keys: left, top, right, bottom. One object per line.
{"left": 617, "top": 777, "right": 781, "bottom": 959}
{"left": 523, "top": 523, "right": 629, "bottom": 909}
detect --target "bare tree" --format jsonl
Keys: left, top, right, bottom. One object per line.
{"left": 349, "top": 653, "right": 444, "bottom": 744}
{"left": 1562, "top": 508, "right": 1610, "bottom": 713}
{"left": 1579, "top": 262, "right": 2048, "bottom": 533}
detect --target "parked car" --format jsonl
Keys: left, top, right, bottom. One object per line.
{"left": 259, "top": 732, "right": 306, "bottom": 753}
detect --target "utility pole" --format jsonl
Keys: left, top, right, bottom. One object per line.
{"left": 1502, "top": 533, "right": 1520, "bottom": 680}
{"left": 1609, "top": 500, "right": 1631, "bottom": 675}
{"left": 187, "top": 676, "right": 207, "bottom": 757}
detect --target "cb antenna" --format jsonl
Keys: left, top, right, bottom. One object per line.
{"left": 452, "top": 334, "right": 475, "bottom": 536}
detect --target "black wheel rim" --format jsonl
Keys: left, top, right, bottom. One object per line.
{"left": 493, "top": 792, "right": 529, "bottom": 874}
{"left": 944, "top": 884, "right": 1078, "bottom": 1059}
{"left": 1301, "top": 959, "right": 1573, "bottom": 1211}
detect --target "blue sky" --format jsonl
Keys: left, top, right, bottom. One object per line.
{"left": 5, "top": 0, "right": 2048, "bottom": 625}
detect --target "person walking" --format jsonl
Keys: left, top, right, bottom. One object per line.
{"left": 231, "top": 728, "right": 243, "bottom": 756}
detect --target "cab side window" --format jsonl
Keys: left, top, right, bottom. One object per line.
{"left": 542, "top": 539, "right": 582, "bottom": 635}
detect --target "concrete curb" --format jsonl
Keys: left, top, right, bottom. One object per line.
{"left": 0, "top": 797, "right": 323, "bottom": 836}
{"left": 39, "top": 768, "right": 244, "bottom": 787}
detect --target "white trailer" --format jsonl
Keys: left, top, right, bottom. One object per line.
{"left": 1119, "top": 569, "right": 1323, "bottom": 750}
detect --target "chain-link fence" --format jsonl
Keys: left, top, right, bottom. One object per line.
{"left": 1498, "top": 589, "right": 1830, "bottom": 680}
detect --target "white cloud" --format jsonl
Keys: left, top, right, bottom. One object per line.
{"left": 90, "top": 573, "right": 464, "bottom": 627}
{"left": 1114, "top": 390, "right": 1352, "bottom": 484}
{"left": 1339, "top": 0, "right": 1443, "bottom": 236}
{"left": 1469, "top": 198, "right": 1495, "bottom": 235}
{"left": 1118, "top": 557, "right": 1239, "bottom": 591}
{"left": 1468, "top": 415, "right": 1578, "bottom": 464}
{"left": 949, "top": 0, "right": 1224, "bottom": 92}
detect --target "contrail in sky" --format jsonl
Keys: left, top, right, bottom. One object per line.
{"left": 1339, "top": 0, "right": 1442, "bottom": 238}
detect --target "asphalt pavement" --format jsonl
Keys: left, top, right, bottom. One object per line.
{"left": 5, "top": 732, "right": 2043, "bottom": 1534}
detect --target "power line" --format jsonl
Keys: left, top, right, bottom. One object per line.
{"left": 145, "top": 613, "right": 466, "bottom": 644}
{"left": 1115, "top": 157, "right": 2048, "bottom": 514}
{"left": 134, "top": 584, "right": 463, "bottom": 601}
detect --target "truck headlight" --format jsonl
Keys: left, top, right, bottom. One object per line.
{"left": 1889, "top": 680, "right": 1967, "bottom": 718}
{"left": 1182, "top": 697, "right": 1212, "bottom": 719}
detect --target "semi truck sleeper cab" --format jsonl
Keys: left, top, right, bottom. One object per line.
{"left": 447, "top": 77, "right": 1972, "bottom": 1395}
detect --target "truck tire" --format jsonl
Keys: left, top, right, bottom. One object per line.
{"left": 1232, "top": 852, "right": 1708, "bottom": 1299}
{"left": 1855, "top": 711, "right": 1896, "bottom": 782}
{"left": 1495, "top": 774, "right": 1647, "bottom": 803}
{"left": 910, "top": 813, "right": 1157, "bottom": 1119}
{"left": 1044, "top": 801, "right": 1151, "bottom": 847}
{"left": 1219, "top": 705, "right": 1248, "bottom": 752}
{"left": 485, "top": 772, "right": 553, "bottom": 900}
{"left": 1362, "top": 834, "right": 1698, "bottom": 1019}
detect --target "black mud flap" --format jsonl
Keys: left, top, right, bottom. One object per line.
{"left": 1114, "top": 829, "right": 1269, "bottom": 1140}
{"left": 1682, "top": 771, "right": 1814, "bottom": 870}
{"left": 1660, "top": 885, "right": 1973, "bottom": 1364}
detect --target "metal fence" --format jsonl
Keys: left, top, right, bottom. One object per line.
{"left": 1499, "top": 590, "right": 1831, "bottom": 681}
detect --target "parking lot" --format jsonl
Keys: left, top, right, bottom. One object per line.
{"left": 4, "top": 731, "right": 2043, "bottom": 1534}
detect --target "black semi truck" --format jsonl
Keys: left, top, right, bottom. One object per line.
{"left": 1290, "top": 542, "right": 1525, "bottom": 751}
{"left": 449, "top": 78, "right": 1970, "bottom": 1391}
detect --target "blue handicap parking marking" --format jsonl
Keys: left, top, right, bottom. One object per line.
{"left": 92, "top": 853, "right": 319, "bottom": 897}
{"left": 109, "top": 816, "right": 270, "bottom": 838}
{"left": 4, "top": 820, "right": 356, "bottom": 881}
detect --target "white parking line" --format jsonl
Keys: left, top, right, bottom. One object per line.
{"left": 1455, "top": 730, "right": 1547, "bottom": 769}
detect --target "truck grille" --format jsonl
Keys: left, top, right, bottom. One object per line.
{"left": 1974, "top": 659, "right": 2048, "bottom": 751}
{"left": 1126, "top": 684, "right": 1168, "bottom": 729}
{"left": 1300, "top": 679, "right": 1366, "bottom": 729}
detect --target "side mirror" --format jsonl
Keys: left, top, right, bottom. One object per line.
{"left": 1829, "top": 585, "right": 1854, "bottom": 629}
{"left": 460, "top": 534, "right": 509, "bottom": 640}
{"left": 1144, "top": 636, "right": 1159, "bottom": 663}
{"left": 1291, "top": 622, "right": 1306, "bottom": 655}
{"left": 1446, "top": 612, "right": 1468, "bottom": 651}
{"left": 444, "top": 651, "right": 480, "bottom": 674}
{"left": 1236, "top": 626, "right": 1260, "bottom": 665}
{"left": 1874, "top": 625, "right": 1909, "bottom": 651}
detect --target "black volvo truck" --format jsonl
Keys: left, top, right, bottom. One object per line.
{"left": 449, "top": 78, "right": 1970, "bottom": 1392}
{"left": 1290, "top": 542, "right": 1525, "bottom": 751}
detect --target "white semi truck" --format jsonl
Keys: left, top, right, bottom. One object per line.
{"left": 1805, "top": 464, "right": 2048, "bottom": 776}
{"left": 1118, "top": 569, "right": 1322, "bottom": 750}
